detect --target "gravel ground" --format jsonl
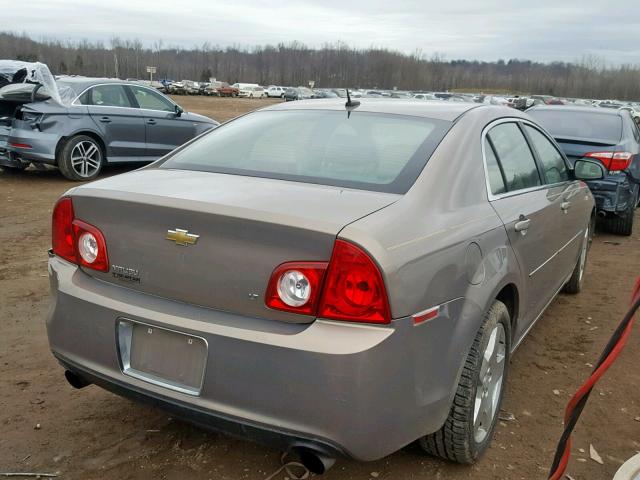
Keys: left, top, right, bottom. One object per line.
{"left": 1, "top": 96, "right": 639, "bottom": 479}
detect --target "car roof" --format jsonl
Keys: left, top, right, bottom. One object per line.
{"left": 55, "top": 77, "right": 141, "bottom": 94}
{"left": 263, "top": 98, "right": 483, "bottom": 122}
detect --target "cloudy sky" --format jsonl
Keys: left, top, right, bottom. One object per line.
{"left": 5, "top": 0, "right": 640, "bottom": 64}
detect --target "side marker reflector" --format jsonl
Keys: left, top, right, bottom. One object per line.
{"left": 413, "top": 306, "right": 439, "bottom": 325}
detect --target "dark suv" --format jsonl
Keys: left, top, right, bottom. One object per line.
{"left": 528, "top": 106, "right": 640, "bottom": 235}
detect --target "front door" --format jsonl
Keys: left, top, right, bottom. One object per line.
{"left": 127, "top": 85, "right": 196, "bottom": 158}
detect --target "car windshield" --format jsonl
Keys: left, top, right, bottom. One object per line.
{"left": 159, "top": 110, "right": 451, "bottom": 194}
{"left": 529, "top": 110, "right": 623, "bottom": 144}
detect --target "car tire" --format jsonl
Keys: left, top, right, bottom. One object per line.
{"left": 419, "top": 300, "right": 511, "bottom": 464}
{"left": 563, "top": 216, "right": 593, "bottom": 294}
{"left": 57, "top": 135, "right": 104, "bottom": 181}
{"left": 607, "top": 202, "right": 634, "bottom": 236}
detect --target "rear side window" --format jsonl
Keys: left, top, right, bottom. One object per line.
{"left": 487, "top": 123, "right": 541, "bottom": 192}
{"left": 528, "top": 110, "right": 622, "bottom": 144}
{"left": 484, "top": 139, "right": 506, "bottom": 195}
{"left": 87, "top": 85, "right": 132, "bottom": 108}
{"left": 524, "top": 125, "right": 569, "bottom": 184}
{"left": 159, "top": 110, "right": 451, "bottom": 194}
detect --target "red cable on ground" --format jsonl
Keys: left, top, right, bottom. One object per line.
{"left": 548, "top": 278, "right": 640, "bottom": 480}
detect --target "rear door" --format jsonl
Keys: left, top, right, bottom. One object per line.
{"left": 484, "top": 121, "right": 569, "bottom": 335}
{"left": 84, "top": 84, "right": 146, "bottom": 159}
{"left": 127, "top": 85, "right": 196, "bottom": 158}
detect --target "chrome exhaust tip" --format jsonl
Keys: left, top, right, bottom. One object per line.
{"left": 293, "top": 447, "right": 336, "bottom": 475}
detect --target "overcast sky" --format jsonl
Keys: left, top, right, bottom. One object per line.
{"left": 5, "top": 0, "right": 640, "bottom": 64}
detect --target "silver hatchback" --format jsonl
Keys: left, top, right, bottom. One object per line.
{"left": 47, "top": 99, "right": 605, "bottom": 472}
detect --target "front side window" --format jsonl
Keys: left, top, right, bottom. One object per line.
{"left": 159, "top": 110, "right": 451, "bottom": 194}
{"left": 88, "top": 84, "right": 132, "bottom": 108}
{"left": 524, "top": 125, "right": 569, "bottom": 184}
{"left": 130, "top": 86, "right": 175, "bottom": 112}
{"left": 487, "top": 123, "right": 541, "bottom": 192}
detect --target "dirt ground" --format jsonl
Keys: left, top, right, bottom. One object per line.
{"left": 1, "top": 96, "right": 639, "bottom": 480}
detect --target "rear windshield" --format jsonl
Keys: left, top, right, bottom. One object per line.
{"left": 159, "top": 110, "right": 451, "bottom": 194}
{"left": 528, "top": 110, "right": 622, "bottom": 144}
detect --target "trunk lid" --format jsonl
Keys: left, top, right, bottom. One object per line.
{"left": 70, "top": 169, "right": 399, "bottom": 323}
{"left": 555, "top": 137, "right": 618, "bottom": 166}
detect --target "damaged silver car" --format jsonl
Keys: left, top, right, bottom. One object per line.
{"left": 0, "top": 61, "right": 217, "bottom": 180}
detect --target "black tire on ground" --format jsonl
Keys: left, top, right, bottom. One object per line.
{"left": 57, "top": 135, "right": 104, "bottom": 181}
{"left": 607, "top": 203, "right": 634, "bottom": 236}
{"left": 419, "top": 300, "right": 511, "bottom": 464}
{"left": 563, "top": 217, "right": 593, "bottom": 294}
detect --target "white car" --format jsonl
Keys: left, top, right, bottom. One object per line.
{"left": 234, "top": 83, "right": 265, "bottom": 98}
{"left": 266, "top": 86, "right": 286, "bottom": 98}
{"left": 413, "top": 93, "right": 437, "bottom": 101}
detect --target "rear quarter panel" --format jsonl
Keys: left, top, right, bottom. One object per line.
{"left": 340, "top": 108, "right": 524, "bottom": 410}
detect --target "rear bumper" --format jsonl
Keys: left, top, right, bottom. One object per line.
{"left": 47, "top": 255, "right": 468, "bottom": 461}
{"left": 56, "top": 353, "right": 346, "bottom": 458}
{"left": 7, "top": 124, "right": 58, "bottom": 164}
{"left": 587, "top": 176, "right": 637, "bottom": 215}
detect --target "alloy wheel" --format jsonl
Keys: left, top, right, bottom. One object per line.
{"left": 473, "top": 322, "right": 506, "bottom": 443}
{"left": 70, "top": 141, "right": 101, "bottom": 178}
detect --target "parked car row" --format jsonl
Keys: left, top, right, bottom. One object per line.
{"left": 3, "top": 62, "right": 639, "bottom": 238}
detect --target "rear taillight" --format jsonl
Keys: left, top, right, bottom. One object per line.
{"left": 584, "top": 151, "right": 633, "bottom": 171}
{"left": 318, "top": 240, "right": 391, "bottom": 324}
{"left": 265, "top": 240, "right": 391, "bottom": 324}
{"left": 265, "top": 262, "right": 328, "bottom": 315}
{"left": 52, "top": 197, "right": 109, "bottom": 272}
{"left": 52, "top": 197, "right": 75, "bottom": 263}
{"left": 73, "top": 220, "right": 109, "bottom": 271}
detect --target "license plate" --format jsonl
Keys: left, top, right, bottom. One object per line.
{"left": 117, "top": 320, "right": 207, "bottom": 395}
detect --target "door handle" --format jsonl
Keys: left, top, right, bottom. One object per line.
{"left": 147, "top": 119, "right": 157, "bottom": 125}
{"left": 514, "top": 218, "right": 531, "bottom": 233}
{"left": 561, "top": 201, "right": 571, "bottom": 211}
{"left": 99, "top": 117, "right": 111, "bottom": 123}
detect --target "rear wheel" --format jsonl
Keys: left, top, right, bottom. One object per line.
{"left": 58, "top": 135, "right": 104, "bottom": 181}
{"left": 420, "top": 300, "right": 510, "bottom": 464}
{"left": 607, "top": 202, "right": 634, "bottom": 236}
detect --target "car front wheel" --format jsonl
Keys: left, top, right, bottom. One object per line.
{"left": 563, "top": 217, "right": 593, "bottom": 294}
{"left": 58, "top": 135, "right": 104, "bottom": 181}
{"left": 420, "top": 300, "right": 511, "bottom": 463}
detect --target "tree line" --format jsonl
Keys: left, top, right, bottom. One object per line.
{"left": 1, "top": 32, "right": 639, "bottom": 100}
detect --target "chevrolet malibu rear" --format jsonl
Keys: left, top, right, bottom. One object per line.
{"left": 47, "top": 100, "right": 596, "bottom": 471}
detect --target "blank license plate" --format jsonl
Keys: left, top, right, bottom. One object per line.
{"left": 118, "top": 320, "right": 207, "bottom": 395}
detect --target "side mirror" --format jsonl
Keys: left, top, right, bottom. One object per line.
{"left": 174, "top": 104, "right": 184, "bottom": 117}
{"left": 574, "top": 159, "right": 606, "bottom": 181}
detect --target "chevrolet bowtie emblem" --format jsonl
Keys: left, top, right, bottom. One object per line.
{"left": 166, "top": 228, "right": 199, "bottom": 246}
